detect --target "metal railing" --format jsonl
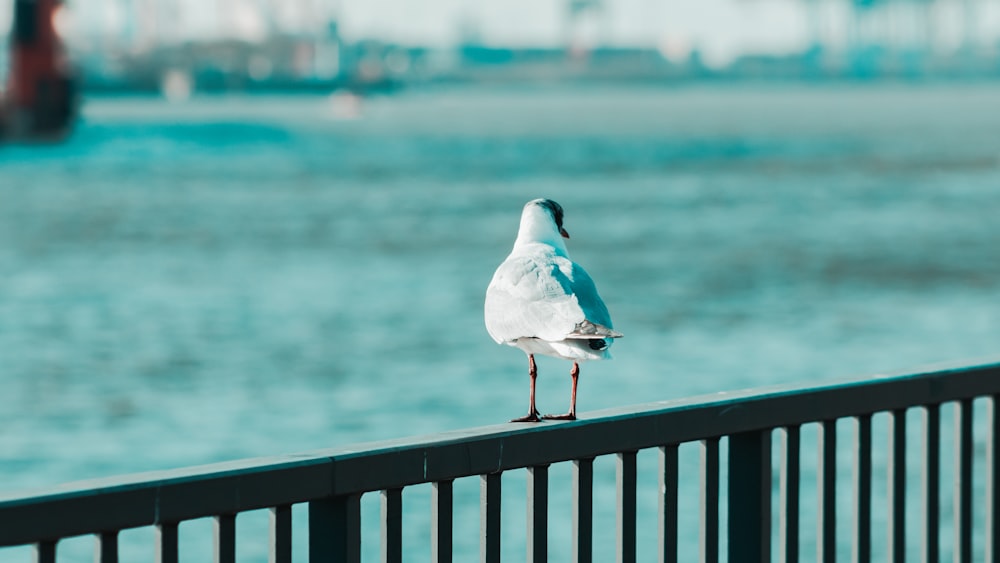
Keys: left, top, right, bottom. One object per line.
{"left": 2, "top": 358, "right": 1000, "bottom": 562}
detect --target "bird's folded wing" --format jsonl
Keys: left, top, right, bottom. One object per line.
{"left": 566, "top": 262, "right": 620, "bottom": 337}
{"left": 485, "top": 254, "right": 619, "bottom": 343}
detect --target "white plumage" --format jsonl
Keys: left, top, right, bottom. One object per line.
{"left": 485, "top": 199, "right": 622, "bottom": 422}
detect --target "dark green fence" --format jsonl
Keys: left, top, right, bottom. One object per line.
{"left": 2, "top": 359, "right": 1000, "bottom": 562}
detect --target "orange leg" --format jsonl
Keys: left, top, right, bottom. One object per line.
{"left": 510, "top": 354, "right": 541, "bottom": 423}
{"left": 542, "top": 362, "right": 579, "bottom": 421}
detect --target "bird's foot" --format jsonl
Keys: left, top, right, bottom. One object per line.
{"left": 541, "top": 412, "right": 577, "bottom": 421}
{"left": 510, "top": 410, "right": 542, "bottom": 423}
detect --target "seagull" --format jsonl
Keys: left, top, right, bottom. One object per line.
{"left": 485, "top": 199, "right": 622, "bottom": 422}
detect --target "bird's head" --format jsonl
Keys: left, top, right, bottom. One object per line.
{"left": 534, "top": 199, "right": 570, "bottom": 239}
{"left": 515, "top": 198, "right": 571, "bottom": 252}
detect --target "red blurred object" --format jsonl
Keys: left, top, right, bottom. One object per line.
{"left": 1, "top": 0, "right": 77, "bottom": 140}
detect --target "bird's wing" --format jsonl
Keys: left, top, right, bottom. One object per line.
{"left": 485, "top": 252, "right": 619, "bottom": 343}
{"left": 566, "top": 262, "right": 622, "bottom": 339}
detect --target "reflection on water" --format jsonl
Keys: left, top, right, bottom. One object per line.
{"left": 1, "top": 85, "right": 1000, "bottom": 561}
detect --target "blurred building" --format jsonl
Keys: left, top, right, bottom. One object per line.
{"left": 1, "top": 0, "right": 76, "bottom": 138}
{"left": 3, "top": 0, "right": 999, "bottom": 98}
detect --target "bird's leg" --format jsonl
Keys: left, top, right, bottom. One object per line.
{"left": 542, "top": 362, "right": 579, "bottom": 421}
{"left": 510, "top": 354, "right": 541, "bottom": 423}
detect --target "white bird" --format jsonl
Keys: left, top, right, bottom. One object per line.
{"left": 485, "top": 199, "right": 622, "bottom": 422}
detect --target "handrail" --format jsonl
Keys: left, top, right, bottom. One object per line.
{"left": 3, "top": 356, "right": 1000, "bottom": 560}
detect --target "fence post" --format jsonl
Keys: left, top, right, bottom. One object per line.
{"left": 156, "top": 523, "right": 179, "bottom": 563}
{"left": 309, "top": 494, "right": 361, "bottom": 563}
{"left": 35, "top": 541, "right": 56, "bottom": 563}
{"left": 572, "top": 458, "right": 594, "bottom": 563}
{"left": 659, "top": 445, "right": 679, "bottom": 563}
{"left": 96, "top": 531, "right": 118, "bottom": 563}
{"left": 702, "top": 438, "right": 720, "bottom": 563}
{"left": 617, "top": 451, "right": 637, "bottom": 563}
{"left": 270, "top": 505, "right": 292, "bottom": 563}
{"left": 818, "top": 420, "right": 838, "bottom": 563}
{"left": 527, "top": 465, "right": 548, "bottom": 563}
{"left": 432, "top": 480, "right": 454, "bottom": 563}
{"left": 481, "top": 472, "right": 502, "bottom": 563}
{"left": 728, "top": 430, "right": 772, "bottom": 563}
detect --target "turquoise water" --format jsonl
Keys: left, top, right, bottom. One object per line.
{"left": 1, "top": 84, "right": 1000, "bottom": 561}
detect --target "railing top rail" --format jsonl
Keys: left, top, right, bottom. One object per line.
{"left": 3, "top": 356, "right": 1000, "bottom": 546}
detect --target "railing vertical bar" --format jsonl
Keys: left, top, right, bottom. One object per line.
{"left": 955, "top": 399, "right": 973, "bottom": 563}
{"left": 887, "top": 409, "right": 906, "bottom": 563}
{"left": 659, "top": 445, "right": 679, "bottom": 563}
{"left": 432, "top": 480, "right": 454, "bottom": 563}
{"left": 701, "top": 437, "right": 720, "bottom": 563}
{"left": 573, "top": 458, "right": 594, "bottom": 563}
{"left": 308, "top": 494, "right": 361, "bottom": 563}
{"left": 617, "top": 451, "right": 638, "bottom": 563}
{"left": 762, "top": 431, "right": 773, "bottom": 561}
{"left": 382, "top": 488, "right": 403, "bottom": 563}
{"left": 817, "top": 419, "right": 836, "bottom": 563}
{"left": 780, "top": 425, "right": 800, "bottom": 563}
{"left": 96, "top": 531, "right": 119, "bottom": 563}
{"left": 215, "top": 514, "right": 236, "bottom": 563}
{"left": 35, "top": 540, "right": 56, "bottom": 563}
{"left": 269, "top": 505, "right": 292, "bottom": 563}
{"left": 527, "top": 465, "right": 549, "bottom": 563}
{"left": 923, "top": 405, "right": 940, "bottom": 563}
{"left": 481, "top": 472, "right": 502, "bottom": 563}
{"left": 855, "top": 414, "right": 872, "bottom": 563}
{"left": 156, "top": 522, "right": 179, "bottom": 563}
{"left": 991, "top": 396, "right": 1000, "bottom": 563}
{"left": 727, "top": 430, "right": 772, "bottom": 563}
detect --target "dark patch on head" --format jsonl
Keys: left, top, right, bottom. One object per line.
{"left": 588, "top": 339, "right": 607, "bottom": 351}
{"left": 537, "top": 199, "right": 565, "bottom": 230}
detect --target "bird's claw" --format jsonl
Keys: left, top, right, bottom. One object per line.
{"left": 510, "top": 411, "right": 542, "bottom": 423}
{"left": 541, "top": 413, "right": 577, "bottom": 421}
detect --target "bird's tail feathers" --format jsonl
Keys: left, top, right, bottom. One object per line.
{"left": 571, "top": 320, "right": 623, "bottom": 339}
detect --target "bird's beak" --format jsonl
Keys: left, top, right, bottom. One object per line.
{"left": 560, "top": 228, "right": 570, "bottom": 239}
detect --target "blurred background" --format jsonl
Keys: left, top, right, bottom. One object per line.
{"left": 2, "top": 0, "right": 1000, "bottom": 561}
{"left": 4, "top": 0, "right": 1000, "bottom": 99}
